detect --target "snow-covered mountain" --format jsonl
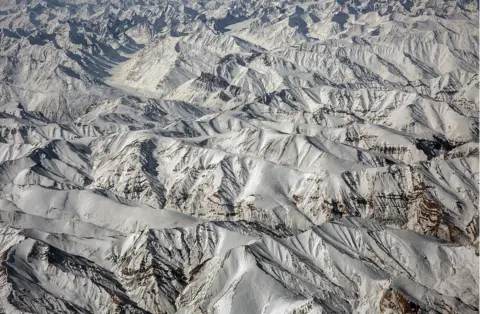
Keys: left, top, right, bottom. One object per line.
{"left": 0, "top": 0, "right": 478, "bottom": 313}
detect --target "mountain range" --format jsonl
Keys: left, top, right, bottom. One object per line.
{"left": 0, "top": 0, "right": 478, "bottom": 313}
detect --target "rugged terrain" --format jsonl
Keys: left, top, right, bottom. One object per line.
{"left": 0, "top": 0, "right": 478, "bottom": 313}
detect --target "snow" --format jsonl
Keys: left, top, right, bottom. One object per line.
{"left": 0, "top": 0, "right": 478, "bottom": 313}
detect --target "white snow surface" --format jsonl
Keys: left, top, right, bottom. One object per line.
{"left": 0, "top": 0, "right": 478, "bottom": 313}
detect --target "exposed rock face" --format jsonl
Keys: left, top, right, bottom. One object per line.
{"left": 0, "top": 0, "right": 478, "bottom": 313}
